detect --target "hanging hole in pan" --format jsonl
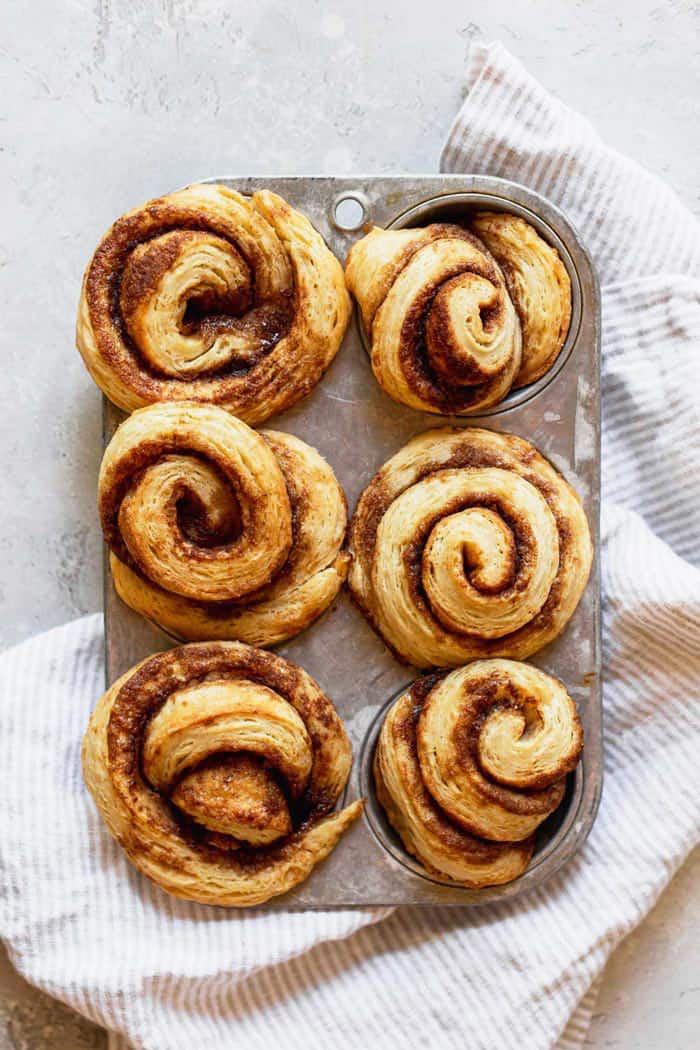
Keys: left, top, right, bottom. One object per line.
{"left": 332, "top": 192, "right": 368, "bottom": 232}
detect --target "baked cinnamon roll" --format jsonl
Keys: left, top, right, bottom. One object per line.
{"left": 345, "top": 212, "right": 571, "bottom": 412}
{"left": 77, "top": 184, "right": 351, "bottom": 425}
{"left": 349, "top": 427, "right": 592, "bottom": 668}
{"left": 82, "top": 643, "right": 363, "bottom": 906}
{"left": 100, "top": 402, "right": 348, "bottom": 646}
{"left": 374, "top": 660, "right": 582, "bottom": 887}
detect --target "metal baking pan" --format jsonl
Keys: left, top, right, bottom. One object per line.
{"left": 103, "top": 174, "right": 601, "bottom": 907}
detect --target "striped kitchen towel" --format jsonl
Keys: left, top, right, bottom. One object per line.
{"left": 1, "top": 41, "right": 699, "bottom": 1050}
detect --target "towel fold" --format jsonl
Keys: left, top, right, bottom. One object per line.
{"left": 1, "top": 42, "right": 699, "bottom": 1050}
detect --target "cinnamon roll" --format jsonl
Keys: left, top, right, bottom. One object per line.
{"left": 348, "top": 427, "right": 592, "bottom": 668}
{"left": 82, "top": 643, "right": 363, "bottom": 906}
{"left": 374, "top": 660, "right": 582, "bottom": 887}
{"left": 77, "top": 184, "right": 351, "bottom": 425}
{"left": 99, "top": 401, "right": 348, "bottom": 646}
{"left": 345, "top": 212, "right": 571, "bottom": 412}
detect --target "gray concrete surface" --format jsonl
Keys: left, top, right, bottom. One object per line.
{"left": 1, "top": 1, "right": 698, "bottom": 1047}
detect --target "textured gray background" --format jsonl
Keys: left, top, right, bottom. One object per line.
{"left": 1, "top": 0, "right": 699, "bottom": 1046}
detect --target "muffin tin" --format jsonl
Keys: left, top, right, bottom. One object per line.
{"left": 104, "top": 174, "right": 601, "bottom": 907}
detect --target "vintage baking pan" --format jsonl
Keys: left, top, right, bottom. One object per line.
{"left": 103, "top": 174, "right": 601, "bottom": 906}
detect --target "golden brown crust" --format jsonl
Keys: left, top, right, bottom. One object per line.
{"left": 100, "top": 402, "right": 348, "bottom": 645}
{"left": 471, "top": 212, "right": 572, "bottom": 388}
{"left": 76, "top": 184, "right": 351, "bottom": 425}
{"left": 374, "top": 660, "right": 582, "bottom": 887}
{"left": 348, "top": 427, "right": 592, "bottom": 668}
{"left": 82, "top": 642, "right": 363, "bottom": 906}
{"left": 344, "top": 213, "right": 571, "bottom": 412}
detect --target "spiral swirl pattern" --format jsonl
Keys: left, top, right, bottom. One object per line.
{"left": 345, "top": 212, "right": 571, "bottom": 412}
{"left": 374, "top": 659, "right": 583, "bottom": 887}
{"left": 82, "top": 643, "right": 363, "bottom": 906}
{"left": 77, "top": 184, "right": 351, "bottom": 425}
{"left": 100, "top": 402, "right": 348, "bottom": 646}
{"left": 349, "top": 427, "right": 592, "bottom": 668}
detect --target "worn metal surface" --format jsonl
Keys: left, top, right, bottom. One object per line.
{"left": 104, "top": 174, "right": 601, "bottom": 907}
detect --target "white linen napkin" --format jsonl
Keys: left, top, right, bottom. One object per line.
{"left": 2, "top": 41, "right": 699, "bottom": 1050}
